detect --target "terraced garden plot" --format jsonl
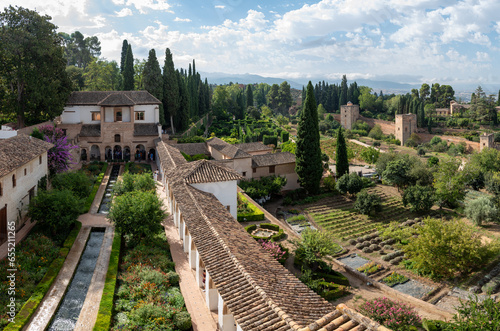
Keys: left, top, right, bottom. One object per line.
{"left": 305, "top": 187, "right": 414, "bottom": 241}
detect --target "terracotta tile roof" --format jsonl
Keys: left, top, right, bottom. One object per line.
{"left": 174, "top": 142, "right": 209, "bottom": 156}
{"left": 66, "top": 91, "right": 161, "bottom": 106}
{"left": 159, "top": 144, "right": 385, "bottom": 331}
{"left": 235, "top": 142, "right": 273, "bottom": 153}
{"left": 79, "top": 124, "right": 101, "bottom": 137}
{"left": 0, "top": 134, "right": 53, "bottom": 177}
{"left": 156, "top": 141, "right": 187, "bottom": 170}
{"left": 184, "top": 159, "right": 242, "bottom": 184}
{"left": 206, "top": 137, "right": 251, "bottom": 159}
{"left": 134, "top": 123, "right": 158, "bottom": 136}
{"left": 252, "top": 152, "right": 296, "bottom": 167}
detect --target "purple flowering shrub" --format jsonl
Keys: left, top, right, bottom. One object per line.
{"left": 39, "top": 125, "right": 77, "bottom": 174}
{"left": 359, "top": 297, "right": 421, "bottom": 330}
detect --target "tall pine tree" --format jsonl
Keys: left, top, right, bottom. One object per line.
{"left": 339, "top": 75, "right": 348, "bottom": 108}
{"left": 162, "top": 48, "right": 179, "bottom": 134}
{"left": 295, "top": 81, "right": 323, "bottom": 194}
{"left": 122, "top": 44, "right": 134, "bottom": 90}
{"left": 143, "top": 49, "right": 165, "bottom": 125}
{"left": 335, "top": 127, "right": 349, "bottom": 178}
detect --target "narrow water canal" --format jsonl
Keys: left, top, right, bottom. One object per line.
{"left": 98, "top": 164, "right": 120, "bottom": 214}
{"left": 48, "top": 229, "right": 105, "bottom": 330}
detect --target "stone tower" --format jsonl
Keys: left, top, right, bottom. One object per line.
{"left": 340, "top": 102, "right": 359, "bottom": 130}
{"left": 480, "top": 133, "right": 494, "bottom": 151}
{"left": 395, "top": 113, "right": 417, "bottom": 146}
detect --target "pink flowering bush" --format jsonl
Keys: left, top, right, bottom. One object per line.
{"left": 258, "top": 239, "right": 289, "bottom": 264}
{"left": 359, "top": 297, "right": 421, "bottom": 330}
{"left": 38, "top": 125, "right": 77, "bottom": 175}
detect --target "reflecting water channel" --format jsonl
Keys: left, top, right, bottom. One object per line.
{"left": 98, "top": 164, "right": 120, "bottom": 214}
{"left": 48, "top": 229, "right": 105, "bottom": 330}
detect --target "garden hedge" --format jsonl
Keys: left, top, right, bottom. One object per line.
{"left": 93, "top": 232, "right": 121, "bottom": 331}
{"left": 237, "top": 194, "right": 265, "bottom": 222}
{"left": 84, "top": 163, "right": 108, "bottom": 212}
{"left": 245, "top": 223, "right": 285, "bottom": 242}
{"left": 4, "top": 221, "right": 82, "bottom": 331}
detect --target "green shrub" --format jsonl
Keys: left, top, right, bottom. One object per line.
{"left": 281, "top": 131, "right": 289, "bottom": 142}
{"left": 174, "top": 311, "right": 192, "bottom": 330}
{"left": 354, "top": 190, "right": 382, "bottom": 215}
{"left": 245, "top": 224, "right": 257, "bottom": 232}
{"left": 51, "top": 171, "right": 92, "bottom": 199}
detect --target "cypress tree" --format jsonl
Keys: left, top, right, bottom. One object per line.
{"left": 246, "top": 84, "right": 253, "bottom": 108}
{"left": 339, "top": 75, "right": 348, "bottom": 108}
{"left": 295, "top": 81, "right": 323, "bottom": 194}
{"left": 335, "top": 126, "right": 349, "bottom": 178}
{"left": 122, "top": 44, "right": 134, "bottom": 90}
{"left": 176, "top": 69, "right": 189, "bottom": 131}
{"left": 143, "top": 49, "right": 164, "bottom": 125}
{"left": 497, "top": 89, "right": 500, "bottom": 106}
{"left": 120, "top": 40, "right": 128, "bottom": 73}
{"left": 162, "top": 48, "right": 179, "bottom": 134}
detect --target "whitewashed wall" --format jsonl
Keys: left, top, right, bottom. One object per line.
{"left": 190, "top": 181, "right": 237, "bottom": 219}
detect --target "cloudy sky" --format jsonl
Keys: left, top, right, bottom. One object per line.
{"left": 3, "top": 0, "right": 500, "bottom": 87}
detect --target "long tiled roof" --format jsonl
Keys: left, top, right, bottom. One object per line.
{"left": 252, "top": 152, "right": 296, "bottom": 167}
{"left": 66, "top": 91, "right": 161, "bottom": 106}
{"left": 206, "top": 137, "right": 251, "bottom": 159}
{"left": 235, "top": 142, "right": 273, "bottom": 153}
{"left": 0, "top": 134, "right": 53, "bottom": 177}
{"left": 157, "top": 140, "right": 386, "bottom": 331}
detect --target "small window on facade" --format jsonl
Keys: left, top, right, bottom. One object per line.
{"left": 24, "top": 168, "right": 27, "bottom": 176}
{"left": 0, "top": 183, "right": 2, "bottom": 196}
{"left": 62, "top": 129, "right": 67, "bottom": 136}
{"left": 91, "top": 112, "right": 101, "bottom": 121}
{"left": 115, "top": 134, "right": 121, "bottom": 143}
{"left": 135, "top": 111, "right": 145, "bottom": 120}
{"left": 405, "top": 127, "right": 407, "bottom": 132}
{"left": 226, "top": 205, "right": 230, "bottom": 212}
{"left": 39, "top": 155, "right": 42, "bottom": 164}
{"left": 12, "top": 174, "right": 16, "bottom": 188}
{"left": 252, "top": 168, "right": 256, "bottom": 173}
{"left": 242, "top": 171, "right": 246, "bottom": 177}
{"left": 269, "top": 165, "right": 275, "bottom": 173}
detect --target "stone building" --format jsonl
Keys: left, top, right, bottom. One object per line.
{"left": 174, "top": 138, "right": 300, "bottom": 190}
{"left": 395, "top": 113, "right": 417, "bottom": 146}
{"left": 58, "top": 91, "right": 162, "bottom": 163}
{"left": 0, "top": 134, "right": 52, "bottom": 244}
{"left": 156, "top": 140, "right": 389, "bottom": 331}
{"left": 480, "top": 133, "right": 494, "bottom": 151}
{"left": 340, "top": 102, "right": 359, "bottom": 130}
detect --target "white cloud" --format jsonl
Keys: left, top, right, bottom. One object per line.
{"left": 174, "top": 17, "right": 191, "bottom": 22}
{"left": 123, "top": 0, "right": 173, "bottom": 14}
{"left": 215, "top": 5, "right": 225, "bottom": 9}
{"left": 115, "top": 8, "right": 133, "bottom": 17}
{"left": 475, "top": 51, "right": 490, "bottom": 62}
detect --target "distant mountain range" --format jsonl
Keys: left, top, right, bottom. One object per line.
{"left": 200, "top": 71, "right": 499, "bottom": 97}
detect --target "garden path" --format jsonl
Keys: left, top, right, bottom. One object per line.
{"left": 157, "top": 182, "right": 218, "bottom": 331}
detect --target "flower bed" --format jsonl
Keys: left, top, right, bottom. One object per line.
{"left": 359, "top": 297, "right": 421, "bottom": 330}
{"left": 237, "top": 193, "right": 264, "bottom": 222}
{"left": 112, "top": 233, "right": 191, "bottom": 330}
{"left": 258, "top": 239, "right": 289, "bottom": 265}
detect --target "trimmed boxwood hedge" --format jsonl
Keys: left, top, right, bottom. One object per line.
{"left": 93, "top": 232, "right": 121, "bottom": 330}
{"left": 245, "top": 223, "right": 285, "bottom": 242}
{"left": 4, "top": 221, "right": 82, "bottom": 331}
{"left": 237, "top": 194, "right": 265, "bottom": 222}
